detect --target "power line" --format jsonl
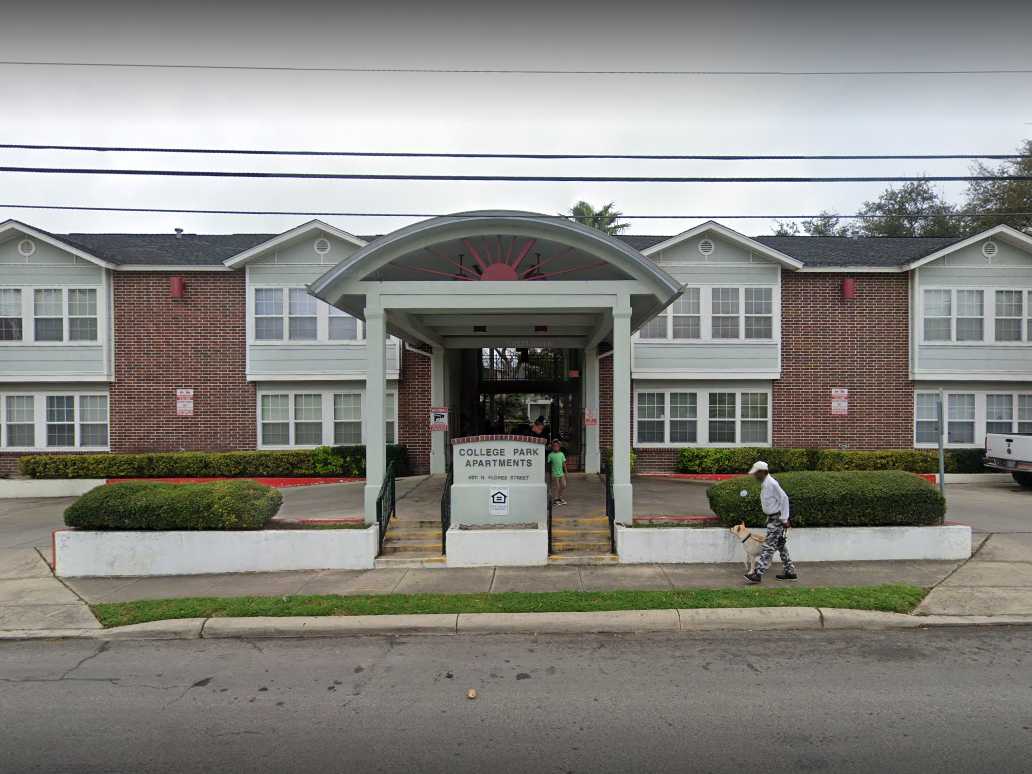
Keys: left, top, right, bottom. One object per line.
{"left": 2, "top": 203, "right": 1030, "bottom": 220}
{"left": 2, "top": 60, "right": 1032, "bottom": 76}
{"left": 2, "top": 165, "right": 1032, "bottom": 184}
{"left": 0, "top": 143, "right": 1028, "bottom": 161}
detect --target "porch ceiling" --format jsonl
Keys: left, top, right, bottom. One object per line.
{"left": 387, "top": 307, "right": 612, "bottom": 349}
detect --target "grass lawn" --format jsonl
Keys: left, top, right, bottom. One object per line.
{"left": 92, "top": 584, "right": 926, "bottom": 628}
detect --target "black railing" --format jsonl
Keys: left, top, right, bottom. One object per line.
{"left": 547, "top": 485, "right": 554, "bottom": 554}
{"left": 440, "top": 465, "right": 453, "bottom": 555}
{"left": 602, "top": 459, "right": 615, "bottom": 547}
{"left": 375, "top": 461, "right": 397, "bottom": 554}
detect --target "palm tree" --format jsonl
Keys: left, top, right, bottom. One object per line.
{"left": 566, "top": 201, "right": 630, "bottom": 235}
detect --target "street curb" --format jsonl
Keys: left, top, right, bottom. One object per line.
{"left": 4, "top": 608, "right": 1032, "bottom": 641}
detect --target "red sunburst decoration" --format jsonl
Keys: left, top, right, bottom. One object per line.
{"left": 409, "top": 237, "right": 605, "bottom": 281}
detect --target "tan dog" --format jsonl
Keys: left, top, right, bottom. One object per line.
{"left": 729, "top": 522, "right": 766, "bottom": 574}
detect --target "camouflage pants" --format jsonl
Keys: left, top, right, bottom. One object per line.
{"left": 755, "top": 519, "right": 796, "bottom": 577}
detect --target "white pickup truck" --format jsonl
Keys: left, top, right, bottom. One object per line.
{"left": 985, "top": 433, "right": 1032, "bottom": 487}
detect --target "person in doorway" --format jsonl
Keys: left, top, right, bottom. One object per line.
{"left": 547, "top": 439, "right": 568, "bottom": 506}
{"left": 527, "top": 417, "right": 548, "bottom": 443}
{"left": 744, "top": 461, "right": 798, "bottom": 584}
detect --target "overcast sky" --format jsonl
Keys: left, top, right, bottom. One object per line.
{"left": 1, "top": 0, "right": 1030, "bottom": 238}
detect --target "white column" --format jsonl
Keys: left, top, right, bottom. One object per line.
{"left": 363, "top": 303, "right": 386, "bottom": 525}
{"left": 611, "top": 298, "right": 633, "bottom": 524}
{"left": 584, "top": 346, "right": 601, "bottom": 474}
{"left": 430, "top": 345, "right": 447, "bottom": 475}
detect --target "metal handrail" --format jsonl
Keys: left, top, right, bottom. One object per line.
{"left": 375, "top": 461, "right": 397, "bottom": 554}
{"left": 602, "top": 459, "right": 615, "bottom": 548}
{"left": 547, "top": 484, "right": 554, "bottom": 554}
{"left": 440, "top": 465, "right": 453, "bottom": 555}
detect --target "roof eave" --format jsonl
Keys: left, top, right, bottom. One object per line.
{"left": 640, "top": 220, "right": 804, "bottom": 270}
{"left": 222, "top": 219, "right": 367, "bottom": 268}
{"left": 904, "top": 225, "right": 1032, "bottom": 271}
{"left": 0, "top": 219, "right": 117, "bottom": 270}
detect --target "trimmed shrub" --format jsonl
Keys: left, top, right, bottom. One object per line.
{"left": 63, "top": 480, "right": 283, "bottom": 531}
{"left": 675, "top": 447, "right": 987, "bottom": 475}
{"left": 19, "top": 445, "right": 408, "bottom": 479}
{"left": 601, "top": 448, "right": 638, "bottom": 473}
{"left": 677, "top": 447, "right": 815, "bottom": 474}
{"left": 706, "top": 470, "right": 946, "bottom": 528}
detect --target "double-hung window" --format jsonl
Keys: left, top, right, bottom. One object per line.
{"left": 329, "top": 306, "right": 361, "bottom": 341}
{"left": 995, "top": 291, "right": 1025, "bottom": 342}
{"left": 33, "top": 289, "right": 64, "bottom": 342}
{"left": 4, "top": 395, "right": 34, "bottom": 447}
{"left": 669, "top": 392, "right": 698, "bottom": 442}
{"left": 0, "top": 393, "right": 108, "bottom": 449}
{"left": 1021, "top": 396, "right": 1032, "bottom": 435}
{"left": 914, "top": 393, "right": 941, "bottom": 444}
{"left": 292, "top": 394, "right": 323, "bottom": 444}
{"left": 333, "top": 394, "right": 362, "bottom": 444}
{"left": 636, "top": 393, "right": 665, "bottom": 443}
{"left": 636, "top": 391, "right": 698, "bottom": 444}
{"left": 947, "top": 394, "right": 976, "bottom": 444}
{"left": 740, "top": 392, "right": 770, "bottom": 443}
{"left": 635, "top": 389, "right": 770, "bottom": 446}
{"left": 259, "top": 390, "right": 397, "bottom": 447}
{"left": 707, "top": 392, "right": 737, "bottom": 442}
{"left": 955, "top": 290, "right": 984, "bottom": 341}
{"left": 711, "top": 289, "right": 740, "bottom": 339}
{"left": 254, "top": 289, "right": 284, "bottom": 340}
{"left": 67, "top": 289, "right": 98, "bottom": 341}
{"left": 923, "top": 290, "right": 952, "bottom": 341}
{"left": 0, "top": 289, "right": 22, "bottom": 341}
{"left": 986, "top": 394, "right": 1014, "bottom": 435}
{"left": 671, "top": 290, "right": 701, "bottom": 339}
{"left": 260, "top": 395, "right": 290, "bottom": 445}
{"left": 288, "top": 289, "right": 318, "bottom": 341}
{"left": 744, "top": 288, "right": 773, "bottom": 339}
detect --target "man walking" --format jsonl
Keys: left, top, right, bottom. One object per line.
{"left": 744, "top": 461, "right": 798, "bottom": 584}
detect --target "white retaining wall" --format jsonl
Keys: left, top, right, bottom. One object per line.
{"left": 54, "top": 526, "right": 379, "bottom": 577}
{"left": 446, "top": 528, "right": 548, "bottom": 567}
{"left": 616, "top": 524, "right": 972, "bottom": 564}
{"left": 0, "top": 479, "right": 106, "bottom": 499}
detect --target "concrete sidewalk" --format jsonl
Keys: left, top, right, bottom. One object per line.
{"left": 917, "top": 533, "right": 1032, "bottom": 617}
{"left": 0, "top": 548, "right": 100, "bottom": 632}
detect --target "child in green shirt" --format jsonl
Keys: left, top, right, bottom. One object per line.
{"left": 547, "top": 439, "right": 568, "bottom": 506}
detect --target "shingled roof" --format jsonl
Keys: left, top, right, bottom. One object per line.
{"left": 44, "top": 229, "right": 967, "bottom": 269}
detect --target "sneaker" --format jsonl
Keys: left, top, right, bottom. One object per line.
{"left": 557, "top": 498, "right": 568, "bottom": 505}
{"left": 775, "top": 572, "right": 798, "bottom": 581}
{"left": 744, "top": 572, "right": 762, "bottom": 584}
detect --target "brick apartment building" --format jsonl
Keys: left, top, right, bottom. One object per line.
{"left": 2, "top": 213, "right": 1031, "bottom": 489}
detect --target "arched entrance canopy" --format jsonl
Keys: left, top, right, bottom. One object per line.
{"left": 308, "top": 210, "right": 682, "bottom": 348}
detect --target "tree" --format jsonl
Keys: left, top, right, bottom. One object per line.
{"left": 774, "top": 211, "right": 853, "bottom": 237}
{"left": 963, "top": 139, "right": 1032, "bottom": 234}
{"left": 854, "top": 180, "right": 958, "bottom": 237}
{"left": 566, "top": 201, "right": 630, "bottom": 235}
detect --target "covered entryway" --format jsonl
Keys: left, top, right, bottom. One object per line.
{"left": 309, "top": 211, "right": 682, "bottom": 559}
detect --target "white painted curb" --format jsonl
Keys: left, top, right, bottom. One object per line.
{"left": 54, "top": 526, "right": 379, "bottom": 577}
{"left": 942, "top": 473, "right": 1014, "bottom": 484}
{"left": 446, "top": 527, "right": 548, "bottom": 567}
{"left": 616, "top": 524, "right": 972, "bottom": 564}
{"left": 0, "top": 479, "right": 105, "bottom": 499}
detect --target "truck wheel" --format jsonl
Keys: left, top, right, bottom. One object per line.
{"left": 1013, "top": 472, "right": 1032, "bottom": 488}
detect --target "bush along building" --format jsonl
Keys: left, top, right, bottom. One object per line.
{"left": 2, "top": 213, "right": 1031, "bottom": 511}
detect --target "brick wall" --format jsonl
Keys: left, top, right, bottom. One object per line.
{"left": 109, "top": 272, "right": 256, "bottom": 453}
{"left": 397, "top": 344, "right": 432, "bottom": 473}
{"left": 774, "top": 272, "right": 913, "bottom": 449}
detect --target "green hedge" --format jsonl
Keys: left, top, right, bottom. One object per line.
{"left": 19, "top": 445, "right": 408, "bottom": 479}
{"left": 706, "top": 470, "right": 945, "bottom": 528}
{"left": 601, "top": 448, "right": 638, "bottom": 473}
{"left": 678, "top": 447, "right": 986, "bottom": 475}
{"left": 64, "top": 480, "right": 283, "bottom": 531}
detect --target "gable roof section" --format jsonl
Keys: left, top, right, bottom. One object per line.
{"left": 222, "top": 219, "right": 367, "bottom": 268}
{"left": 57, "top": 232, "right": 276, "bottom": 267}
{"left": 756, "top": 235, "right": 962, "bottom": 269}
{"left": 639, "top": 221, "right": 804, "bottom": 270}
{"left": 902, "top": 224, "right": 1032, "bottom": 270}
{"left": 0, "top": 219, "right": 116, "bottom": 269}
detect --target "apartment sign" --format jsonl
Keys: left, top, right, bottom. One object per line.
{"left": 831, "top": 388, "right": 848, "bottom": 417}
{"left": 176, "top": 388, "right": 194, "bottom": 417}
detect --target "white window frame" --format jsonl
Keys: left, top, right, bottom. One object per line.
{"left": 256, "top": 388, "right": 398, "bottom": 449}
{"left": 633, "top": 387, "right": 771, "bottom": 448}
{"left": 0, "top": 286, "right": 102, "bottom": 346}
{"left": 248, "top": 286, "right": 365, "bottom": 345}
{"left": 920, "top": 286, "right": 1032, "bottom": 345}
{"left": 0, "top": 391, "right": 109, "bottom": 451}
{"left": 636, "top": 284, "right": 778, "bottom": 343}
{"left": 913, "top": 390, "right": 1032, "bottom": 449}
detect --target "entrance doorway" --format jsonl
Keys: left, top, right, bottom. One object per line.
{"left": 457, "top": 348, "right": 583, "bottom": 469}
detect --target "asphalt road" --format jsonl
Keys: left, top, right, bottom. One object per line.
{"left": 3, "top": 628, "right": 1032, "bottom": 773}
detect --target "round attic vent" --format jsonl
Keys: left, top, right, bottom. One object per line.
{"left": 981, "top": 240, "right": 998, "bottom": 260}
{"left": 313, "top": 237, "right": 332, "bottom": 256}
{"left": 17, "top": 239, "right": 36, "bottom": 257}
{"left": 698, "top": 238, "right": 715, "bottom": 256}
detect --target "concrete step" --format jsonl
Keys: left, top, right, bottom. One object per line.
{"left": 381, "top": 541, "right": 444, "bottom": 555}
{"left": 374, "top": 555, "right": 446, "bottom": 568}
{"left": 551, "top": 516, "right": 608, "bottom": 527}
{"left": 384, "top": 527, "right": 443, "bottom": 539}
{"left": 551, "top": 528, "right": 610, "bottom": 539}
{"left": 548, "top": 553, "right": 619, "bottom": 565}
{"left": 387, "top": 519, "right": 442, "bottom": 529}
{"left": 551, "top": 540, "right": 612, "bottom": 553}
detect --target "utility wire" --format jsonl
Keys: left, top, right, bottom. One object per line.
{"left": 2, "top": 165, "right": 1032, "bottom": 183}
{"left": 2, "top": 60, "right": 1032, "bottom": 76}
{"left": 0, "top": 143, "right": 1027, "bottom": 161}
{"left": 2, "top": 203, "right": 1030, "bottom": 220}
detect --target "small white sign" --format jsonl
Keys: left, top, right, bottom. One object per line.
{"left": 176, "top": 399, "right": 194, "bottom": 417}
{"left": 430, "top": 407, "right": 449, "bottom": 432}
{"left": 831, "top": 399, "right": 849, "bottom": 416}
{"left": 831, "top": 388, "right": 849, "bottom": 399}
{"left": 489, "top": 488, "right": 510, "bottom": 516}
{"left": 176, "top": 388, "right": 194, "bottom": 399}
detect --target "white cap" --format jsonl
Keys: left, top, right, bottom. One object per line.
{"left": 748, "top": 461, "right": 769, "bottom": 474}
